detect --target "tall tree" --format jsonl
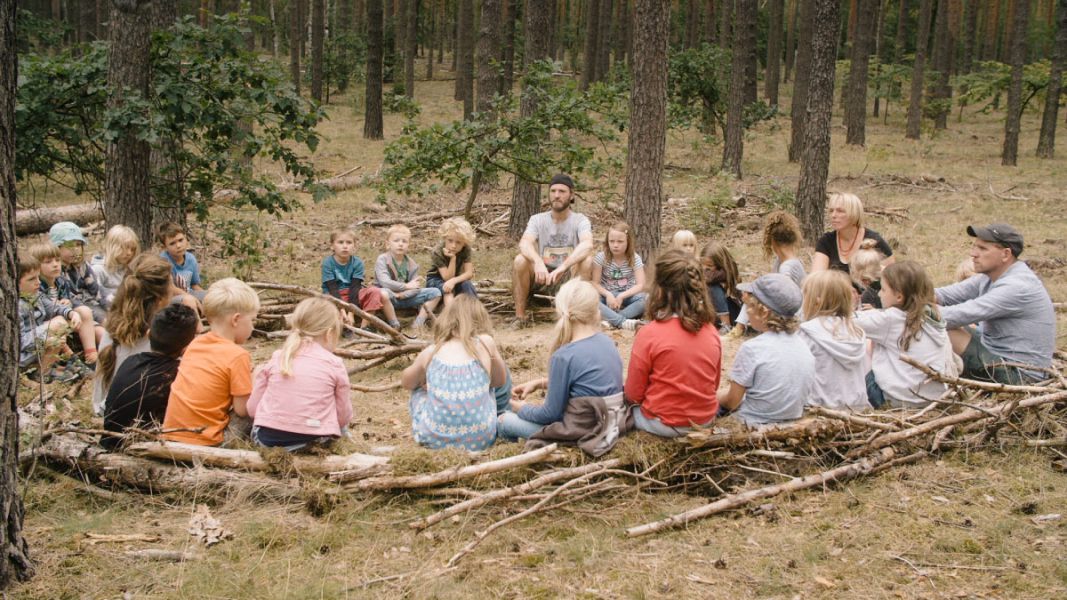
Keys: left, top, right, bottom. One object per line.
{"left": 404, "top": 0, "right": 417, "bottom": 98}
{"left": 845, "top": 0, "right": 876, "bottom": 145}
{"left": 597, "top": 0, "right": 612, "bottom": 75}
{"left": 785, "top": 0, "right": 797, "bottom": 81}
{"left": 508, "top": 0, "right": 553, "bottom": 239}
{"left": 765, "top": 0, "right": 783, "bottom": 106}
{"left": 795, "top": 0, "right": 840, "bottom": 242}
{"left": 893, "top": 0, "right": 908, "bottom": 61}
{"left": 1001, "top": 0, "right": 1030, "bottom": 165}
{"left": 704, "top": 0, "right": 717, "bottom": 45}
{"left": 501, "top": 0, "right": 517, "bottom": 93}
{"left": 982, "top": 0, "right": 1002, "bottom": 60}
{"left": 364, "top": 0, "right": 385, "bottom": 139}
{"left": 743, "top": 0, "right": 758, "bottom": 103}
{"left": 1037, "top": 0, "right": 1067, "bottom": 157}
{"left": 580, "top": 0, "right": 600, "bottom": 88}
{"left": 290, "top": 0, "right": 302, "bottom": 93}
{"left": 311, "top": 0, "right": 325, "bottom": 102}
{"left": 723, "top": 0, "right": 754, "bottom": 177}
{"left": 457, "top": 0, "right": 475, "bottom": 116}
{"left": 0, "top": 0, "right": 35, "bottom": 584}
{"left": 624, "top": 0, "right": 670, "bottom": 255}
{"left": 905, "top": 0, "right": 933, "bottom": 139}
{"left": 962, "top": 0, "right": 978, "bottom": 73}
{"left": 613, "top": 0, "right": 629, "bottom": 68}
{"left": 105, "top": 0, "right": 155, "bottom": 243}
{"left": 788, "top": 0, "right": 815, "bottom": 161}
{"left": 476, "top": 0, "right": 503, "bottom": 114}
{"left": 718, "top": 0, "right": 731, "bottom": 49}
{"left": 930, "top": 0, "right": 953, "bottom": 129}
{"left": 686, "top": 0, "right": 698, "bottom": 47}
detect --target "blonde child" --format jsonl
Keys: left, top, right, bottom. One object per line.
{"left": 157, "top": 221, "right": 206, "bottom": 301}
{"left": 626, "top": 250, "right": 722, "bottom": 437}
{"left": 669, "top": 229, "right": 698, "bottom": 255}
{"left": 321, "top": 227, "right": 397, "bottom": 330}
{"left": 426, "top": 217, "right": 478, "bottom": 307}
{"left": 375, "top": 224, "right": 442, "bottom": 330}
{"left": 498, "top": 280, "right": 624, "bottom": 440}
{"left": 849, "top": 239, "right": 885, "bottom": 309}
{"left": 163, "top": 278, "right": 260, "bottom": 446}
{"left": 718, "top": 273, "right": 814, "bottom": 426}
{"left": 30, "top": 242, "right": 103, "bottom": 367}
{"left": 731, "top": 212, "right": 806, "bottom": 335}
{"left": 93, "top": 254, "right": 175, "bottom": 415}
{"left": 856, "top": 261, "right": 955, "bottom": 408}
{"left": 248, "top": 297, "right": 352, "bottom": 451}
{"left": 700, "top": 241, "right": 742, "bottom": 332}
{"left": 17, "top": 256, "right": 79, "bottom": 384}
{"left": 592, "top": 221, "right": 646, "bottom": 331}
{"left": 799, "top": 271, "right": 869, "bottom": 411}
{"left": 48, "top": 222, "right": 107, "bottom": 323}
{"left": 91, "top": 225, "right": 140, "bottom": 307}
{"left": 402, "top": 295, "right": 507, "bottom": 450}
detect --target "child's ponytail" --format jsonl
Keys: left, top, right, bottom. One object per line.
{"left": 549, "top": 280, "right": 600, "bottom": 356}
{"left": 280, "top": 297, "right": 342, "bottom": 376}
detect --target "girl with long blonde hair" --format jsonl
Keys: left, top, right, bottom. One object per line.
{"left": 498, "top": 279, "right": 623, "bottom": 440}
{"left": 799, "top": 271, "right": 869, "bottom": 411}
{"left": 248, "top": 297, "right": 352, "bottom": 451}
{"left": 402, "top": 295, "right": 507, "bottom": 450}
{"left": 91, "top": 225, "right": 141, "bottom": 307}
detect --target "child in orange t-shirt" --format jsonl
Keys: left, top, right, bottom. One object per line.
{"left": 163, "top": 278, "right": 260, "bottom": 446}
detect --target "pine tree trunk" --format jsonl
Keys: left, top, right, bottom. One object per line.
{"left": 795, "top": 0, "right": 840, "bottom": 243}
{"left": 983, "top": 0, "right": 1001, "bottom": 60}
{"left": 718, "top": 0, "right": 731, "bottom": 49}
{"left": 999, "top": 0, "right": 1015, "bottom": 63}
{"left": 290, "top": 0, "right": 302, "bottom": 93}
{"left": 962, "top": 0, "right": 977, "bottom": 73}
{"left": 580, "top": 0, "right": 600, "bottom": 88}
{"left": 905, "top": 0, "right": 933, "bottom": 139}
{"left": 364, "top": 0, "right": 385, "bottom": 139}
{"left": 723, "top": 0, "right": 753, "bottom": 177}
{"left": 930, "top": 0, "right": 952, "bottom": 129}
{"left": 150, "top": 0, "right": 185, "bottom": 228}
{"left": 427, "top": 0, "right": 436, "bottom": 79}
{"left": 788, "top": 0, "right": 815, "bottom": 161}
{"left": 704, "top": 0, "right": 716, "bottom": 45}
{"left": 508, "top": 0, "right": 552, "bottom": 240}
{"left": 624, "top": 0, "right": 670, "bottom": 257}
{"left": 0, "top": 0, "right": 36, "bottom": 585}
{"left": 785, "top": 0, "right": 797, "bottom": 81}
{"left": 613, "top": 0, "right": 628, "bottom": 69}
{"left": 395, "top": 0, "right": 408, "bottom": 94}
{"left": 404, "top": 0, "right": 417, "bottom": 97}
{"left": 476, "top": 0, "right": 502, "bottom": 115}
{"left": 765, "top": 0, "right": 783, "bottom": 106}
{"left": 872, "top": 0, "right": 887, "bottom": 117}
{"left": 458, "top": 0, "right": 475, "bottom": 118}
{"left": 501, "top": 0, "right": 517, "bottom": 93}
{"left": 686, "top": 0, "right": 698, "bottom": 47}
{"left": 597, "top": 0, "right": 612, "bottom": 76}
{"left": 893, "top": 0, "right": 908, "bottom": 61}
{"left": 743, "top": 0, "right": 757, "bottom": 104}
{"left": 845, "top": 0, "right": 876, "bottom": 145}
{"left": 1036, "top": 0, "right": 1066, "bottom": 158}
{"left": 311, "top": 0, "right": 325, "bottom": 101}
{"left": 104, "top": 0, "right": 155, "bottom": 244}
{"left": 1001, "top": 0, "right": 1029, "bottom": 165}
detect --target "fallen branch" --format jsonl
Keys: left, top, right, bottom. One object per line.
{"left": 248, "top": 282, "right": 405, "bottom": 344}
{"left": 625, "top": 448, "right": 897, "bottom": 537}
{"left": 807, "top": 406, "right": 901, "bottom": 432}
{"left": 350, "top": 382, "right": 403, "bottom": 393}
{"left": 685, "top": 418, "right": 846, "bottom": 448}
{"left": 900, "top": 355, "right": 1051, "bottom": 394}
{"left": 125, "top": 441, "right": 389, "bottom": 478}
{"left": 123, "top": 549, "right": 200, "bottom": 562}
{"left": 339, "top": 444, "right": 559, "bottom": 488}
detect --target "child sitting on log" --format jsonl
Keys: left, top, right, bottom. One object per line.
{"left": 321, "top": 227, "right": 398, "bottom": 331}
{"left": 626, "top": 250, "right": 722, "bottom": 438}
{"left": 498, "top": 280, "right": 625, "bottom": 442}
{"left": 157, "top": 221, "right": 207, "bottom": 302}
{"left": 699, "top": 241, "right": 742, "bottom": 333}
{"left": 426, "top": 217, "right": 479, "bottom": 307}
{"left": 163, "top": 278, "right": 260, "bottom": 446}
{"left": 855, "top": 261, "right": 956, "bottom": 409}
{"left": 49, "top": 221, "right": 107, "bottom": 324}
{"left": 30, "top": 242, "right": 103, "bottom": 371}
{"left": 849, "top": 239, "right": 886, "bottom": 309}
{"left": 248, "top": 297, "right": 352, "bottom": 451}
{"left": 102, "top": 304, "right": 199, "bottom": 450}
{"left": 17, "top": 255, "right": 79, "bottom": 384}
{"left": 403, "top": 295, "right": 507, "bottom": 451}
{"left": 718, "top": 273, "right": 814, "bottom": 426}
{"left": 374, "top": 224, "right": 442, "bottom": 332}
{"left": 799, "top": 271, "right": 869, "bottom": 412}
{"left": 730, "top": 211, "right": 806, "bottom": 337}
{"left": 593, "top": 221, "right": 647, "bottom": 331}
{"left": 91, "top": 225, "right": 140, "bottom": 309}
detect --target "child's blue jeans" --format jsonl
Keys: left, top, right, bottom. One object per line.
{"left": 599, "top": 293, "right": 647, "bottom": 328}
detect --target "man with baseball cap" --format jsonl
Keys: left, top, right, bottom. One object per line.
{"left": 935, "top": 223, "right": 1055, "bottom": 383}
{"left": 511, "top": 174, "right": 594, "bottom": 325}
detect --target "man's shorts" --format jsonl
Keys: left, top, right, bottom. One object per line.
{"left": 960, "top": 328, "right": 1027, "bottom": 385}
{"left": 528, "top": 265, "right": 582, "bottom": 300}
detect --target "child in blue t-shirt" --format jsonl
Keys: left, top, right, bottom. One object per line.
{"left": 321, "top": 228, "right": 398, "bottom": 330}
{"left": 157, "top": 222, "right": 207, "bottom": 301}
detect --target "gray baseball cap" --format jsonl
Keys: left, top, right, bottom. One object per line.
{"left": 738, "top": 273, "right": 803, "bottom": 318}
{"left": 967, "top": 223, "right": 1023, "bottom": 257}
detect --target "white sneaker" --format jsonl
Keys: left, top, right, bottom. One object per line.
{"left": 621, "top": 319, "right": 641, "bottom": 331}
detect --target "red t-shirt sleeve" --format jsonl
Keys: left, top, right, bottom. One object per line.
{"left": 625, "top": 329, "right": 651, "bottom": 404}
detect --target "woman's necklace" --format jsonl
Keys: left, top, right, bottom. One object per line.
{"left": 837, "top": 228, "right": 860, "bottom": 261}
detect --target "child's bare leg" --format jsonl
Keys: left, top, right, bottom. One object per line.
{"left": 442, "top": 292, "right": 454, "bottom": 307}
{"left": 422, "top": 295, "right": 441, "bottom": 316}
{"left": 73, "top": 306, "right": 98, "bottom": 354}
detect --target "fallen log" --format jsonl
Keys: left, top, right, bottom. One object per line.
{"left": 16, "top": 203, "right": 103, "bottom": 235}
{"left": 625, "top": 448, "right": 899, "bottom": 537}
{"left": 123, "top": 549, "right": 200, "bottom": 562}
{"left": 338, "top": 443, "right": 559, "bottom": 488}
{"left": 684, "top": 418, "right": 847, "bottom": 449}
{"left": 124, "top": 441, "right": 389, "bottom": 478}
{"left": 900, "top": 355, "right": 1052, "bottom": 395}
{"left": 249, "top": 282, "right": 406, "bottom": 345}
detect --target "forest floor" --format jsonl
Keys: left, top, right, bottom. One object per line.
{"left": 12, "top": 68, "right": 1067, "bottom": 599}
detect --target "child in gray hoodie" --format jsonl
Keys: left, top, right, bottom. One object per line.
{"left": 799, "top": 271, "right": 869, "bottom": 412}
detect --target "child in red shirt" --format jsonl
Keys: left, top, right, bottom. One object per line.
{"left": 625, "top": 250, "right": 722, "bottom": 437}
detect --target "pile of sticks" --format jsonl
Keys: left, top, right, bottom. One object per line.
{"left": 22, "top": 355, "right": 1067, "bottom": 568}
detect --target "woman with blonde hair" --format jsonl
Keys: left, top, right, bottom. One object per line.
{"left": 498, "top": 279, "right": 623, "bottom": 440}
{"left": 798, "top": 271, "right": 868, "bottom": 411}
{"left": 248, "top": 297, "right": 352, "bottom": 451}
{"left": 812, "top": 192, "right": 895, "bottom": 274}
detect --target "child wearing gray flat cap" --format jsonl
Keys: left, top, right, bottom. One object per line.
{"left": 717, "top": 273, "right": 815, "bottom": 426}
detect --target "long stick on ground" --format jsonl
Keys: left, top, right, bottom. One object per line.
{"left": 410, "top": 459, "right": 623, "bottom": 530}
{"left": 249, "top": 282, "right": 405, "bottom": 343}
{"left": 807, "top": 406, "right": 901, "bottom": 431}
{"left": 337, "top": 444, "right": 559, "bottom": 488}
{"left": 900, "top": 355, "right": 1052, "bottom": 394}
{"left": 684, "top": 418, "right": 846, "bottom": 448}
{"left": 625, "top": 448, "right": 897, "bottom": 537}
{"left": 125, "top": 441, "right": 389, "bottom": 477}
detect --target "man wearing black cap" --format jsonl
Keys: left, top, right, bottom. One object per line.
{"left": 512, "top": 174, "right": 594, "bottom": 324}
{"left": 935, "top": 223, "right": 1055, "bottom": 384}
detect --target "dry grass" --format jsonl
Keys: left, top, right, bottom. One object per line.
{"left": 13, "top": 59, "right": 1067, "bottom": 598}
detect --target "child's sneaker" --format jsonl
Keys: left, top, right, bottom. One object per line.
{"left": 621, "top": 319, "right": 642, "bottom": 331}
{"left": 508, "top": 315, "right": 534, "bottom": 330}
{"left": 46, "top": 365, "right": 80, "bottom": 384}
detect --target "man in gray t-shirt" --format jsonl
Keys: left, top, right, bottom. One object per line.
{"left": 936, "top": 223, "right": 1055, "bottom": 383}
{"left": 512, "top": 174, "right": 594, "bottom": 323}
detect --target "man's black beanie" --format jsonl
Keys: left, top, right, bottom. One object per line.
{"left": 549, "top": 173, "right": 575, "bottom": 190}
